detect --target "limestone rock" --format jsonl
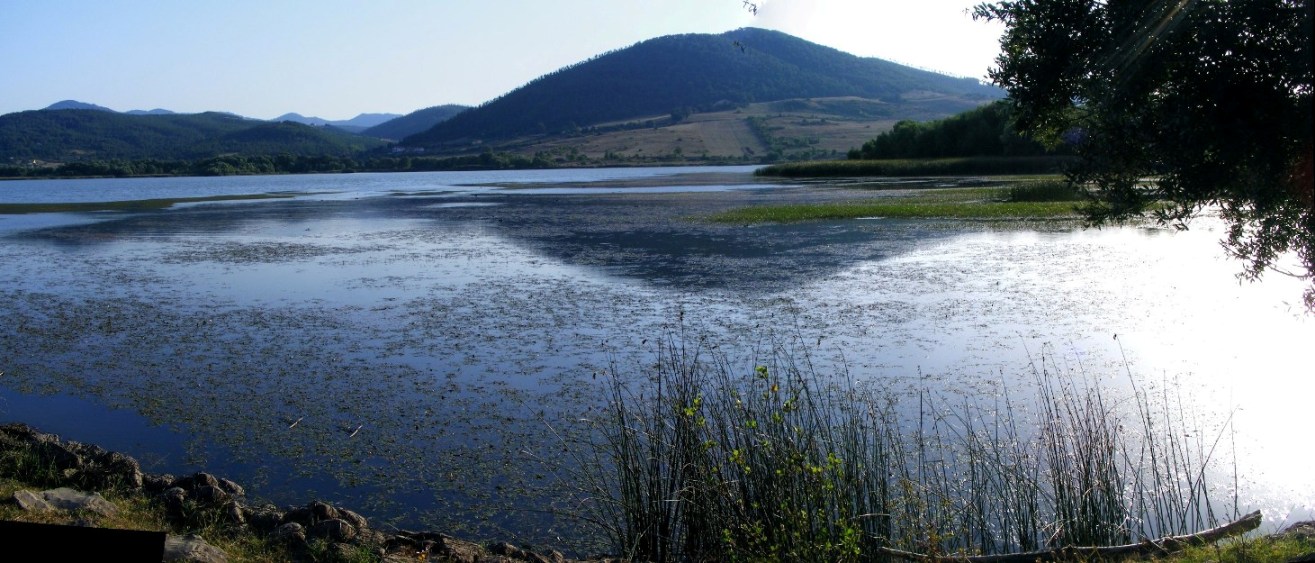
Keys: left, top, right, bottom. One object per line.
{"left": 164, "top": 534, "right": 228, "bottom": 563}
{"left": 35, "top": 487, "right": 118, "bottom": 516}
{"left": 13, "top": 489, "right": 54, "bottom": 511}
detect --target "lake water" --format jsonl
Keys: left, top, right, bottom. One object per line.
{"left": 1, "top": 167, "right": 1311, "bottom": 546}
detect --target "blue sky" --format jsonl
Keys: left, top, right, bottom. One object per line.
{"left": 0, "top": 0, "right": 1003, "bottom": 120}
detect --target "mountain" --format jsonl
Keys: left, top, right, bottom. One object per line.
{"left": 361, "top": 104, "right": 469, "bottom": 140}
{"left": 404, "top": 28, "right": 1002, "bottom": 149}
{"left": 126, "top": 108, "right": 176, "bottom": 115}
{"left": 273, "top": 112, "right": 402, "bottom": 133}
{"left": 43, "top": 100, "right": 115, "bottom": 112}
{"left": 0, "top": 109, "right": 385, "bottom": 162}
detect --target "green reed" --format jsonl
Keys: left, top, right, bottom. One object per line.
{"left": 582, "top": 330, "right": 1234, "bottom": 562}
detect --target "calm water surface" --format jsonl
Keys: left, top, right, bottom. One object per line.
{"left": 1, "top": 167, "right": 1310, "bottom": 545}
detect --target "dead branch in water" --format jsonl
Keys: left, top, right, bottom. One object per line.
{"left": 873, "top": 510, "right": 1262, "bottom": 562}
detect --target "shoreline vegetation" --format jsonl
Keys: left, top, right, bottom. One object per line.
{"left": 755, "top": 156, "right": 1075, "bottom": 178}
{"left": 0, "top": 152, "right": 759, "bottom": 181}
{"left": 572, "top": 331, "right": 1311, "bottom": 562}
{"left": 708, "top": 180, "right": 1087, "bottom": 223}
{"left": 3, "top": 331, "right": 1312, "bottom": 561}
{"left": 0, "top": 155, "right": 1076, "bottom": 182}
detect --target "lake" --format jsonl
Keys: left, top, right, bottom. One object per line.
{"left": 1, "top": 167, "right": 1311, "bottom": 547}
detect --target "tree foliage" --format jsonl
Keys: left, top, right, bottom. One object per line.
{"left": 848, "top": 100, "right": 1062, "bottom": 159}
{"left": 974, "top": 0, "right": 1314, "bottom": 308}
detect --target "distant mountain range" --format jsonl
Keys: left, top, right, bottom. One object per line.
{"left": 272, "top": 112, "right": 401, "bottom": 133}
{"left": 0, "top": 110, "right": 385, "bottom": 161}
{"left": 4, "top": 28, "right": 1003, "bottom": 167}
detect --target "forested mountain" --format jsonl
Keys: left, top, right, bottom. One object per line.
{"left": 848, "top": 100, "right": 1065, "bottom": 159}
{"left": 362, "top": 104, "right": 469, "bottom": 140}
{"left": 405, "top": 28, "right": 1001, "bottom": 148}
{"left": 0, "top": 109, "right": 384, "bottom": 162}
{"left": 43, "top": 100, "right": 115, "bottom": 112}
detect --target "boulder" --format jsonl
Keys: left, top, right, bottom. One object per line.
{"left": 19, "top": 487, "right": 118, "bottom": 517}
{"left": 274, "top": 522, "right": 308, "bottom": 548}
{"left": 310, "top": 500, "right": 340, "bottom": 522}
{"left": 164, "top": 534, "right": 228, "bottom": 563}
{"left": 240, "top": 504, "right": 285, "bottom": 533}
{"left": 338, "top": 507, "right": 369, "bottom": 531}
{"left": 13, "top": 489, "right": 54, "bottom": 512}
{"left": 310, "top": 518, "right": 357, "bottom": 542}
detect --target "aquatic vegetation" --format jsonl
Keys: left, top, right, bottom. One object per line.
{"left": 707, "top": 186, "right": 1082, "bottom": 223}
{"left": 756, "top": 157, "right": 1073, "bottom": 178}
{"left": 581, "top": 329, "right": 1236, "bottom": 562}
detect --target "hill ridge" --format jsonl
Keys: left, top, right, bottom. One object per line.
{"left": 404, "top": 27, "right": 1001, "bottom": 148}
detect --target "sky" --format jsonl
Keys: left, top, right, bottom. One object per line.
{"left": 0, "top": 0, "right": 1004, "bottom": 121}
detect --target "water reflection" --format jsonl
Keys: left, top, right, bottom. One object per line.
{"left": 0, "top": 168, "right": 1310, "bottom": 543}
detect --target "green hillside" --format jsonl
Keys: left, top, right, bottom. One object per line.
{"left": 848, "top": 100, "right": 1065, "bottom": 159}
{"left": 362, "top": 104, "right": 469, "bottom": 140}
{"left": 404, "top": 28, "right": 1001, "bottom": 148}
{"left": 0, "top": 110, "right": 385, "bottom": 163}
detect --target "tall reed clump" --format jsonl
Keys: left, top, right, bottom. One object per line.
{"left": 583, "top": 330, "right": 1234, "bottom": 562}
{"left": 1005, "top": 179, "right": 1087, "bottom": 202}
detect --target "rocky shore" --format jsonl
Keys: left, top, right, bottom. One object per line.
{"left": 0, "top": 423, "right": 615, "bottom": 562}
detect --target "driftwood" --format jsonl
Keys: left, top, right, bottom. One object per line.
{"left": 873, "top": 510, "right": 1262, "bottom": 562}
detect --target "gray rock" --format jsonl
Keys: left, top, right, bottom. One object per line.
{"left": 144, "top": 473, "right": 177, "bottom": 492}
{"left": 13, "top": 489, "right": 54, "bottom": 511}
{"left": 310, "top": 500, "right": 340, "bottom": 522}
{"left": 282, "top": 505, "right": 313, "bottom": 525}
{"left": 275, "top": 522, "right": 307, "bottom": 546}
{"left": 241, "top": 504, "right": 285, "bottom": 533}
{"left": 191, "top": 484, "right": 229, "bottom": 504}
{"left": 38, "top": 487, "right": 118, "bottom": 516}
{"left": 164, "top": 534, "right": 228, "bottom": 563}
{"left": 178, "top": 472, "right": 220, "bottom": 491}
{"left": 223, "top": 501, "right": 245, "bottom": 527}
{"left": 311, "top": 518, "right": 357, "bottom": 542}
{"left": 338, "top": 507, "right": 369, "bottom": 531}
{"left": 217, "top": 477, "right": 244, "bottom": 497}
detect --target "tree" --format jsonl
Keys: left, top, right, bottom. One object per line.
{"left": 973, "top": 0, "right": 1314, "bottom": 309}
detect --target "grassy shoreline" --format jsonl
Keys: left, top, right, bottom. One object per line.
{"left": 756, "top": 156, "right": 1076, "bottom": 178}
{"left": 708, "top": 182, "right": 1086, "bottom": 223}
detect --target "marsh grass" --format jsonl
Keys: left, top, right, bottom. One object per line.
{"left": 756, "top": 157, "right": 1074, "bottom": 178}
{"left": 1006, "top": 179, "right": 1087, "bottom": 203}
{"left": 707, "top": 186, "right": 1080, "bottom": 223}
{"left": 583, "top": 330, "right": 1235, "bottom": 562}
